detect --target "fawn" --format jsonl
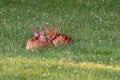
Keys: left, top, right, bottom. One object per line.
{"left": 45, "top": 24, "right": 73, "bottom": 46}
{"left": 26, "top": 28, "right": 52, "bottom": 50}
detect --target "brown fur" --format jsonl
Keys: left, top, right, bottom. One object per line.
{"left": 26, "top": 29, "right": 53, "bottom": 50}
{"left": 45, "top": 24, "right": 73, "bottom": 46}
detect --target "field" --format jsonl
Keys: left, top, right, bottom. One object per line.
{"left": 0, "top": 0, "right": 120, "bottom": 80}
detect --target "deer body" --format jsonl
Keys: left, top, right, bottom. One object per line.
{"left": 26, "top": 36, "right": 47, "bottom": 50}
{"left": 52, "top": 34, "right": 72, "bottom": 46}
{"left": 26, "top": 29, "right": 53, "bottom": 50}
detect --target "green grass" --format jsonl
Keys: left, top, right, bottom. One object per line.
{"left": 0, "top": 0, "right": 120, "bottom": 80}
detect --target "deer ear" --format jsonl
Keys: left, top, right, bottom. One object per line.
{"left": 53, "top": 24, "right": 59, "bottom": 32}
{"left": 45, "top": 24, "right": 50, "bottom": 33}
{"left": 39, "top": 29, "right": 44, "bottom": 36}
{"left": 32, "top": 28, "right": 39, "bottom": 37}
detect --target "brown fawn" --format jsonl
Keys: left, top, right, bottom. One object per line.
{"left": 45, "top": 24, "right": 73, "bottom": 46}
{"left": 26, "top": 28, "right": 53, "bottom": 50}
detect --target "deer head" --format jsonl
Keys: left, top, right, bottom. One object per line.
{"left": 45, "top": 24, "right": 59, "bottom": 41}
{"left": 26, "top": 28, "right": 47, "bottom": 50}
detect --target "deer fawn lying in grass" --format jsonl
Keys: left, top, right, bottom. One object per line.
{"left": 26, "top": 28, "right": 53, "bottom": 50}
{"left": 45, "top": 24, "right": 73, "bottom": 46}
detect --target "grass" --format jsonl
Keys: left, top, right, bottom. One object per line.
{"left": 0, "top": 58, "right": 120, "bottom": 80}
{"left": 0, "top": 0, "right": 120, "bottom": 80}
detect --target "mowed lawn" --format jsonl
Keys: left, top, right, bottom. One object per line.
{"left": 0, "top": 0, "right": 120, "bottom": 80}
